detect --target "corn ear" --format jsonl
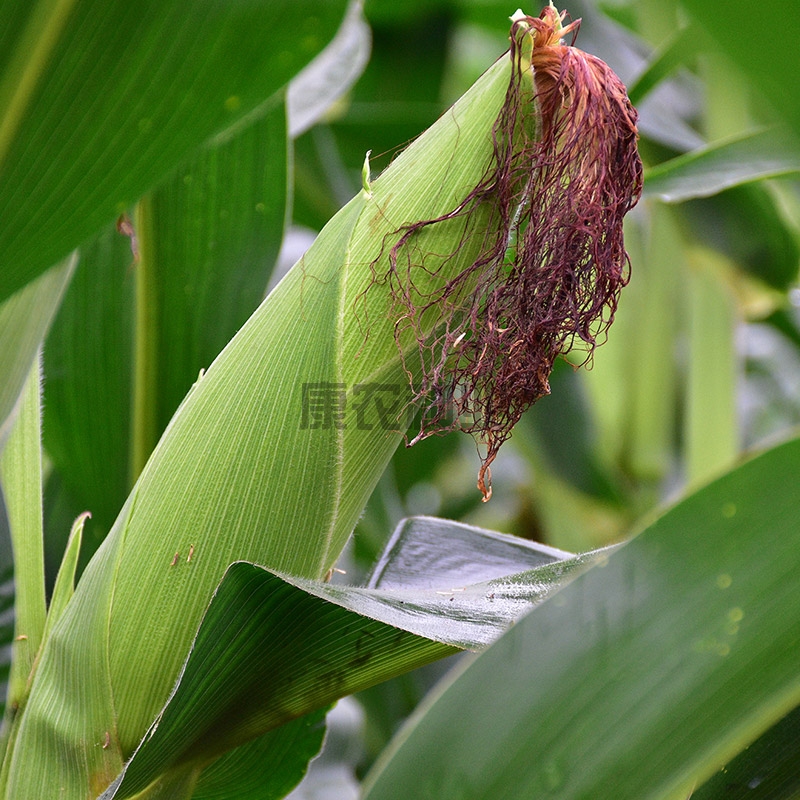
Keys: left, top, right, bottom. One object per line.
{"left": 3, "top": 46, "right": 516, "bottom": 798}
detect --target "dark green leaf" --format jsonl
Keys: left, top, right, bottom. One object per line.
{"left": 693, "top": 704, "right": 800, "bottom": 799}
{"left": 43, "top": 102, "right": 289, "bottom": 564}
{"left": 43, "top": 228, "right": 134, "bottom": 536}
{"left": 679, "top": 0, "right": 800, "bottom": 137}
{"left": 0, "top": 0, "right": 347, "bottom": 303}
{"left": 192, "top": 712, "right": 328, "bottom": 800}
{"left": 135, "top": 101, "right": 289, "bottom": 467}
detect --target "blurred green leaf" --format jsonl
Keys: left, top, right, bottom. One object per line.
{"left": 684, "top": 247, "right": 739, "bottom": 486}
{"left": 692, "top": 704, "right": 800, "bottom": 799}
{"left": 643, "top": 129, "right": 800, "bottom": 203}
{"left": 362, "top": 436, "right": 800, "bottom": 800}
{"left": 0, "top": 0, "right": 348, "bottom": 304}
{"left": 682, "top": 183, "right": 800, "bottom": 291}
{"left": 678, "top": 0, "right": 800, "bottom": 138}
{"left": 0, "top": 257, "right": 74, "bottom": 448}
{"left": 288, "top": 2, "right": 371, "bottom": 138}
{"left": 626, "top": 24, "right": 700, "bottom": 107}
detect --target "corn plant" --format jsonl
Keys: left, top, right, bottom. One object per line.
{"left": 2, "top": 1, "right": 800, "bottom": 798}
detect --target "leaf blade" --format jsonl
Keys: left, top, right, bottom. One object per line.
{"left": 0, "top": 0, "right": 348, "bottom": 302}
{"left": 643, "top": 128, "right": 800, "bottom": 203}
{"left": 362, "top": 437, "right": 800, "bottom": 800}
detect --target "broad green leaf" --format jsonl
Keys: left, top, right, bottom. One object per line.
{"left": 42, "top": 101, "right": 290, "bottom": 565}
{"left": 130, "top": 100, "right": 289, "bottom": 479}
{"left": 643, "top": 129, "right": 800, "bottom": 203}
{"left": 362, "top": 436, "right": 800, "bottom": 800}
{"left": 0, "top": 256, "right": 74, "bottom": 449}
{"left": 678, "top": 0, "right": 800, "bottom": 138}
{"left": 0, "top": 0, "right": 348, "bottom": 304}
{"left": 5, "top": 51, "right": 517, "bottom": 797}
{"left": 98, "top": 563, "right": 454, "bottom": 799}
{"left": 103, "top": 544, "right": 602, "bottom": 798}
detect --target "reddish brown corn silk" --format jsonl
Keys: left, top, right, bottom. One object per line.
{"left": 381, "top": 4, "right": 642, "bottom": 499}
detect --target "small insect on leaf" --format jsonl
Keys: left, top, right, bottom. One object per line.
{"left": 102, "top": 731, "right": 110, "bottom": 749}
{"left": 116, "top": 213, "right": 139, "bottom": 262}
{"left": 170, "top": 552, "right": 180, "bottom": 567}
{"left": 187, "top": 544, "right": 195, "bottom": 563}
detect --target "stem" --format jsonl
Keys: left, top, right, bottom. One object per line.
{"left": 130, "top": 197, "right": 160, "bottom": 484}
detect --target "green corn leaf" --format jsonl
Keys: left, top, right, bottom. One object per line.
{"left": 643, "top": 128, "right": 800, "bottom": 203}
{"left": 679, "top": 0, "right": 800, "bottom": 138}
{"left": 361, "top": 435, "right": 800, "bottom": 800}
{"left": 132, "top": 102, "right": 290, "bottom": 471}
{"left": 626, "top": 24, "right": 702, "bottom": 107}
{"left": 42, "top": 101, "right": 290, "bottom": 568}
{"left": 102, "top": 540, "right": 601, "bottom": 797}
{"left": 42, "top": 228, "right": 135, "bottom": 557}
{"left": 4, "top": 48, "right": 517, "bottom": 798}
{"left": 0, "top": 0, "right": 348, "bottom": 304}
{"left": 0, "top": 256, "right": 74, "bottom": 450}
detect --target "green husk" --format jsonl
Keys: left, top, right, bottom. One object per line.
{"left": 3, "top": 47, "right": 518, "bottom": 799}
